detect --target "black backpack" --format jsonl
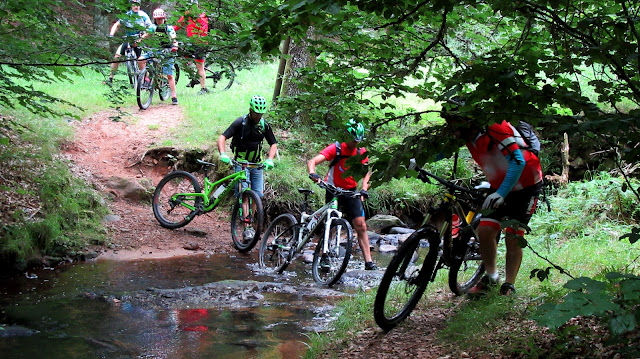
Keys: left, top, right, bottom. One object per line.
{"left": 515, "top": 121, "right": 541, "bottom": 156}
{"left": 329, "top": 141, "right": 362, "bottom": 168}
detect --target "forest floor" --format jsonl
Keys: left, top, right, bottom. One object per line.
{"left": 60, "top": 104, "right": 636, "bottom": 358}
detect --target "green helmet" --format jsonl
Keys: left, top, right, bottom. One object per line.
{"left": 346, "top": 119, "right": 365, "bottom": 142}
{"left": 249, "top": 95, "right": 267, "bottom": 114}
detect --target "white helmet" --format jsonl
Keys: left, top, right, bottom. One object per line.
{"left": 152, "top": 8, "right": 166, "bottom": 19}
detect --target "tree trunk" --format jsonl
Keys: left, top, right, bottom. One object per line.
{"left": 281, "top": 27, "right": 316, "bottom": 124}
{"left": 93, "top": 1, "right": 111, "bottom": 53}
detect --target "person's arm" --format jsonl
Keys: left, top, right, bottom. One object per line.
{"left": 109, "top": 21, "right": 120, "bottom": 36}
{"left": 267, "top": 144, "right": 277, "bottom": 160}
{"left": 307, "top": 154, "right": 327, "bottom": 182}
{"left": 217, "top": 135, "right": 227, "bottom": 153}
{"left": 496, "top": 149, "right": 525, "bottom": 198}
{"left": 361, "top": 171, "right": 371, "bottom": 191}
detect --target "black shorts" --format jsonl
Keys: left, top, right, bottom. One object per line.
{"left": 182, "top": 44, "right": 208, "bottom": 62}
{"left": 484, "top": 181, "right": 543, "bottom": 227}
{"left": 325, "top": 188, "right": 364, "bottom": 222}
{"left": 116, "top": 42, "right": 143, "bottom": 58}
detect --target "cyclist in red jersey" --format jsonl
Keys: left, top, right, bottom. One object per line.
{"left": 442, "top": 104, "right": 543, "bottom": 296}
{"left": 175, "top": 0, "right": 210, "bottom": 95}
{"left": 307, "top": 120, "right": 377, "bottom": 271}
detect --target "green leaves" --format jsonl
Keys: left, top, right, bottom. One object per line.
{"left": 534, "top": 273, "right": 640, "bottom": 336}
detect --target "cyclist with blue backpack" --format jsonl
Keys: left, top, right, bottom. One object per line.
{"left": 217, "top": 95, "right": 277, "bottom": 203}
{"left": 307, "top": 119, "right": 377, "bottom": 271}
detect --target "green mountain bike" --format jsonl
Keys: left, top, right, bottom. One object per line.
{"left": 152, "top": 159, "right": 265, "bottom": 252}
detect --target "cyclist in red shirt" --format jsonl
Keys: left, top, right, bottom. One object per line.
{"left": 307, "top": 120, "right": 377, "bottom": 271}
{"left": 175, "top": 0, "right": 209, "bottom": 95}
{"left": 442, "top": 103, "right": 543, "bottom": 296}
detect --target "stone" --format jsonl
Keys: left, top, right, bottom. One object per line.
{"left": 366, "top": 214, "right": 407, "bottom": 233}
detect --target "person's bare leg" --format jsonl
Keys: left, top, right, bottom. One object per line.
{"left": 196, "top": 61, "right": 206, "bottom": 89}
{"left": 504, "top": 231, "right": 523, "bottom": 284}
{"left": 477, "top": 225, "right": 500, "bottom": 276}
{"left": 352, "top": 217, "right": 372, "bottom": 263}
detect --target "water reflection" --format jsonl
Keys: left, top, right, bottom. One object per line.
{"left": 0, "top": 253, "right": 326, "bottom": 358}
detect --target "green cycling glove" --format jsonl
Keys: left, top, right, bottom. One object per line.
{"left": 219, "top": 152, "right": 231, "bottom": 164}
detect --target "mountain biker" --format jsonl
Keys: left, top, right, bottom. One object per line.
{"left": 307, "top": 119, "right": 377, "bottom": 271}
{"left": 106, "top": 0, "right": 152, "bottom": 84}
{"left": 175, "top": 0, "right": 210, "bottom": 95}
{"left": 218, "top": 95, "right": 278, "bottom": 221}
{"left": 441, "top": 101, "right": 543, "bottom": 296}
{"left": 144, "top": 8, "right": 180, "bottom": 105}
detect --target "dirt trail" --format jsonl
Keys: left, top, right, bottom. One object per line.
{"left": 62, "top": 103, "right": 233, "bottom": 260}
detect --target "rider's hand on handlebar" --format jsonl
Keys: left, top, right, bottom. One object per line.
{"left": 219, "top": 152, "right": 231, "bottom": 164}
{"left": 359, "top": 189, "right": 369, "bottom": 200}
{"left": 482, "top": 192, "right": 504, "bottom": 209}
{"left": 263, "top": 159, "right": 274, "bottom": 170}
{"left": 309, "top": 173, "right": 321, "bottom": 183}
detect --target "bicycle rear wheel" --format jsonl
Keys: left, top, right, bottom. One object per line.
{"left": 205, "top": 59, "right": 235, "bottom": 92}
{"left": 230, "top": 190, "right": 264, "bottom": 252}
{"left": 374, "top": 227, "right": 440, "bottom": 331}
{"left": 136, "top": 68, "right": 154, "bottom": 110}
{"left": 152, "top": 171, "right": 202, "bottom": 229}
{"left": 312, "top": 218, "right": 353, "bottom": 286}
{"left": 259, "top": 213, "right": 297, "bottom": 272}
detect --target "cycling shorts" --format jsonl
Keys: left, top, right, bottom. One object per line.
{"left": 116, "top": 42, "right": 143, "bottom": 58}
{"left": 480, "top": 181, "right": 543, "bottom": 230}
{"left": 182, "top": 45, "right": 208, "bottom": 63}
{"left": 325, "top": 188, "right": 365, "bottom": 222}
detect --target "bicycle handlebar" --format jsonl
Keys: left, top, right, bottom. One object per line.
{"left": 408, "top": 159, "right": 484, "bottom": 204}
{"left": 317, "top": 180, "right": 362, "bottom": 199}
{"left": 196, "top": 158, "right": 265, "bottom": 170}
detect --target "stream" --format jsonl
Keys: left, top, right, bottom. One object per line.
{"left": 0, "top": 251, "right": 388, "bottom": 359}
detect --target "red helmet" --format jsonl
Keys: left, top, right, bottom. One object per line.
{"left": 152, "top": 8, "right": 166, "bottom": 19}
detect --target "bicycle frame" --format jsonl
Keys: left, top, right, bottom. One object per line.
{"left": 167, "top": 161, "right": 256, "bottom": 216}
{"left": 291, "top": 197, "right": 344, "bottom": 257}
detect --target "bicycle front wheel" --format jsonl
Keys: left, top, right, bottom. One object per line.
{"left": 136, "top": 68, "right": 154, "bottom": 110}
{"left": 259, "top": 213, "right": 297, "bottom": 273}
{"left": 173, "top": 62, "right": 180, "bottom": 84}
{"left": 312, "top": 218, "right": 353, "bottom": 286}
{"left": 205, "top": 59, "right": 235, "bottom": 92}
{"left": 374, "top": 227, "right": 440, "bottom": 331}
{"left": 230, "top": 190, "right": 264, "bottom": 252}
{"left": 125, "top": 58, "right": 139, "bottom": 89}
{"left": 448, "top": 234, "right": 485, "bottom": 296}
{"left": 152, "top": 171, "right": 202, "bottom": 229}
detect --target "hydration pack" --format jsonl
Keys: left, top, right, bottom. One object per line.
{"left": 515, "top": 121, "right": 541, "bottom": 156}
{"left": 328, "top": 141, "right": 362, "bottom": 168}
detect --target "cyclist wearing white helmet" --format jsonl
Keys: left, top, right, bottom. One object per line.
{"left": 218, "top": 95, "right": 278, "bottom": 205}
{"left": 105, "top": 0, "right": 152, "bottom": 84}
{"left": 307, "top": 119, "right": 377, "bottom": 271}
{"left": 146, "top": 8, "right": 180, "bottom": 104}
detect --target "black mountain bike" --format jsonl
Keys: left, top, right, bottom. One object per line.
{"left": 374, "top": 159, "right": 487, "bottom": 331}
{"left": 136, "top": 48, "right": 174, "bottom": 110}
{"left": 174, "top": 55, "right": 235, "bottom": 92}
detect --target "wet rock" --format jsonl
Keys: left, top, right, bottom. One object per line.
{"left": 389, "top": 227, "right": 415, "bottom": 234}
{"left": 379, "top": 244, "right": 397, "bottom": 253}
{"left": 0, "top": 325, "right": 39, "bottom": 337}
{"left": 367, "top": 231, "right": 383, "bottom": 244}
{"left": 366, "top": 214, "right": 407, "bottom": 233}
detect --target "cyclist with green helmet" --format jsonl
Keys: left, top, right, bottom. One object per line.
{"left": 307, "top": 119, "right": 377, "bottom": 270}
{"left": 218, "top": 95, "right": 277, "bottom": 202}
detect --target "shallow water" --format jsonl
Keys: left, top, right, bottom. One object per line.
{"left": 0, "top": 253, "right": 338, "bottom": 359}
